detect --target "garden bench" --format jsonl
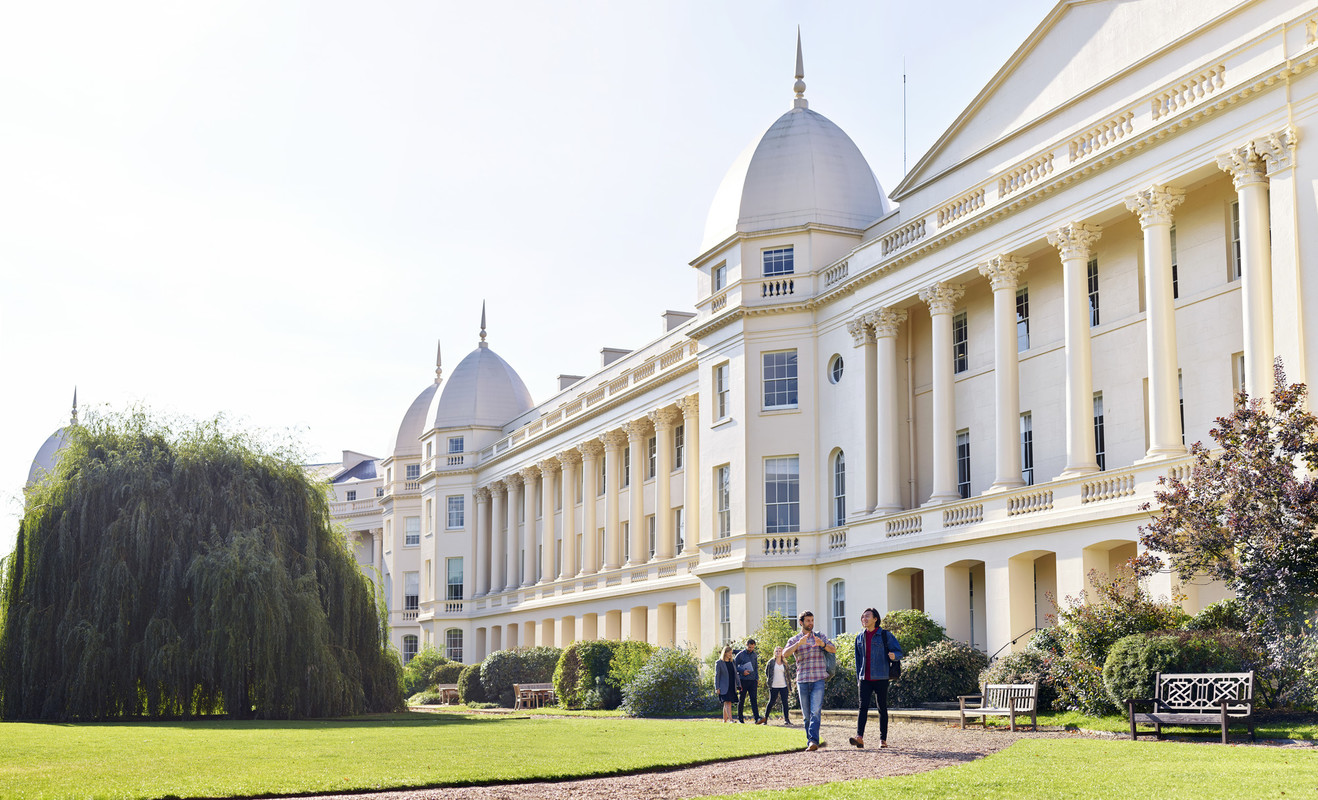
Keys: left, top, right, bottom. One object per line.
{"left": 1127, "top": 671, "right": 1255, "bottom": 744}
{"left": 434, "top": 684, "right": 460, "bottom": 704}
{"left": 958, "top": 683, "right": 1038, "bottom": 731}
{"left": 513, "top": 682, "right": 556, "bottom": 710}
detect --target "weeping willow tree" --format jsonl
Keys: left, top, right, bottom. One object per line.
{"left": 0, "top": 409, "right": 402, "bottom": 720}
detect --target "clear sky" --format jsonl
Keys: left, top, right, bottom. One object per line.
{"left": 0, "top": 0, "right": 1059, "bottom": 560}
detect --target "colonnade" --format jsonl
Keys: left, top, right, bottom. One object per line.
{"left": 469, "top": 395, "right": 700, "bottom": 599}
{"left": 471, "top": 599, "right": 697, "bottom": 661}
{"left": 847, "top": 127, "right": 1295, "bottom": 510}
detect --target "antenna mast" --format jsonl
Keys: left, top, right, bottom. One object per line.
{"left": 902, "top": 57, "right": 908, "bottom": 175}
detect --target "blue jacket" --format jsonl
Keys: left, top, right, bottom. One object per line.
{"left": 854, "top": 628, "right": 904, "bottom": 681}
{"left": 734, "top": 648, "right": 759, "bottom": 683}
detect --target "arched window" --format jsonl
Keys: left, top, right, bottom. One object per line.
{"left": 766, "top": 583, "right": 797, "bottom": 626}
{"left": 830, "top": 580, "right": 846, "bottom": 637}
{"left": 445, "top": 629, "right": 464, "bottom": 663}
{"left": 833, "top": 451, "right": 846, "bottom": 527}
{"left": 717, "top": 588, "right": 731, "bottom": 644}
{"left": 402, "top": 634, "right": 419, "bottom": 664}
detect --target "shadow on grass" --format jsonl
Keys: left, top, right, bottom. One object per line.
{"left": 24, "top": 711, "right": 535, "bottom": 732}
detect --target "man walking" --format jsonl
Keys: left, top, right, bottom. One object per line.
{"left": 734, "top": 639, "right": 763, "bottom": 724}
{"left": 783, "top": 611, "right": 836, "bottom": 751}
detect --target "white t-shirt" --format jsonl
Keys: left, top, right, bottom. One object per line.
{"left": 770, "top": 661, "right": 787, "bottom": 688}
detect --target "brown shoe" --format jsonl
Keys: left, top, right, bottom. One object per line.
{"left": 880, "top": 740, "right": 889, "bottom": 749}
{"left": 848, "top": 736, "right": 864, "bottom": 748}
{"left": 807, "top": 742, "right": 819, "bottom": 751}
{"left": 757, "top": 718, "right": 767, "bottom": 725}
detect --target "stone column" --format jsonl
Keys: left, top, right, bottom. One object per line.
{"left": 537, "top": 459, "right": 559, "bottom": 584}
{"left": 1255, "top": 127, "right": 1303, "bottom": 386}
{"left": 846, "top": 316, "right": 878, "bottom": 513}
{"left": 624, "top": 417, "right": 651, "bottom": 565}
{"left": 578, "top": 439, "right": 603, "bottom": 574}
{"left": 1218, "top": 144, "right": 1275, "bottom": 400}
{"left": 867, "top": 307, "right": 907, "bottom": 512}
{"left": 519, "top": 466, "right": 539, "bottom": 587}
{"left": 649, "top": 407, "right": 680, "bottom": 559}
{"left": 489, "top": 481, "right": 506, "bottom": 593}
{"left": 919, "top": 282, "right": 965, "bottom": 503}
{"left": 978, "top": 255, "right": 1028, "bottom": 492}
{"left": 602, "top": 430, "right": 627, "bottom": 570}
{"left": 558, "top": 449, "right": 579, "bottom": 579}
{"left": 473, "top": 487, "right": 490, "bottom": 598}
{"left": 505, "top": 473, "right": 523, "bottom": 589}
{"left": 1126, "top": 184, "right": 1186, "bottom": 459}
{"left": 372, "top": 528, "right": 384, "bottom": 584}
{"left": 677, "top": 395, "right": 700, "bottom": 555}
{"left": 1048, "top": 223, "right": 1104, "bottom": 477}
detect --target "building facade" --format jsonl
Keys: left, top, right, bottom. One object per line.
{"left": 321, "top": 0, "right": 1318, "bottom": 665}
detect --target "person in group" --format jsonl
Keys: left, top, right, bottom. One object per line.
{"left": 763, "top": 645, "right": 792, "bottom": 725}
{"left": 734, "top": 638, "right": 763, "bottom": 724}
{"left": 715, "top": 646, "right": 738, "bottom": 723}
{"left": 783, "top": 610, "right": 837, "bottom": 751}
{"left": 849, "top": 607, "right": 903, "bottom": 750}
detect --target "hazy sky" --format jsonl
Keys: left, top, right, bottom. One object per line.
{"left": 0, "top": 0, "right": 1059, "bottom": 559}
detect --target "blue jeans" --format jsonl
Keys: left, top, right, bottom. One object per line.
{"left": 796, "top": 679, "right": 826, "bottom": 744}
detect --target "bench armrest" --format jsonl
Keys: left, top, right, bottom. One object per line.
{"left": 959, "top": 694, "right": 983, "bottom": 711}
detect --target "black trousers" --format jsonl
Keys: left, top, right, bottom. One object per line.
{"left": 858, "top": 679, "right": 890, "bottom": 740}
{"left": 737, "top": 680, "right": 760, "bottom": 722}
{"left": 765, "top": 685, "right": 791, "bottom": 722}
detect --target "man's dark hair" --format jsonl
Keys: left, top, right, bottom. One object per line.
{"left": 863, "top": 607, "right": 880, "bottom": 623}
{"left": 798, "top": 610, "right": 814, "bottom": 624}
{"left": 746, "top": 638, "right": 756, "bottom": 646}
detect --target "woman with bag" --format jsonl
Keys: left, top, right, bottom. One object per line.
{"left": 849, "top": 607, "right": 903, "bottom": 749}
{"left": 715, "top": 646, "right": 738, "bottom": 723}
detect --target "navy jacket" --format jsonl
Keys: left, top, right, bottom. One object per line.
{"left": 854, "top": 628, "right": 904, "bottom": 681}
{"left": 715, "top": 659, "right": 737, "bottom": 696}
{"left": 734, "top": 648, "right": 759, "bottom": 683}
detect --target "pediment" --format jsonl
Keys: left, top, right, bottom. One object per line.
{"left": 892, "top": 0, "right": 1243, "bottom": 199}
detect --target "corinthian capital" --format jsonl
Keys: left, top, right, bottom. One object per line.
{"left": 977, "top": 255, "right": 1029, "bottom": 291}
{"left": 557, "top": 448, "right": 582, "bottom": 466}
{"left": 1125, "top": 184, "right": 1185, "bottom": 228}
{"left": 622, "top": 417, "right": 652, "bottom": 442}
{"left": 648, "top": 406, "right": 681, "bottom": 431}
{"left": 846, "top": 316, "right": 873, "bottom": 347}
{"left": 601, "top": 429, "right": 629, "bottom": 450}
{"left": 576, "top": 438, "right": 604, "bottom": 461}
{"left": 537, "top": 457, "right": 560, "bottom": 475}
{"left": 865, "top": 307, "right": 908, "bottom": 339}
{"left": 1216, "top": 146, "right": 1268, "bottom": 190}
{"left": 918, "top": 282, "right": 965, "bottom": 315}
{"left": 1253, "top": 125, "right": 1298, "bottom": 175}
{"left": 475, "top": 486, "right": 492, "bottom": 502}
{"left": 1047, "top": 223, "right": 1103, "bottom": 262}
{"left": 518, "top": 465, "right": 540, "bottom": 482}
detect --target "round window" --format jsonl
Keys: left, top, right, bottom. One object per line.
{"left": 829, "top": 355, "right": 844, "bottom": 384}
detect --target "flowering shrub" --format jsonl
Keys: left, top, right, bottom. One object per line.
{"left": 1184, "top": 599, "right": 1247, "bottom": 632}
{"left": 620, "top": 647, "right": 704, "bottom": 717}
{"left": 607, "top": 641, "right": 656, "bottom": 697}
{"left": 554, "top": 640, "right": 652, "bottom": 709}
{"left": 889, "top": 640, "right": 986, "bottom": 707}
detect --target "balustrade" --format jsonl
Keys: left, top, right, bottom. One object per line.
{"left": 943, "top": 502, "right": 984, "bottom": 527}
{"left": 1069, "top": 112, "right": 1135, "bottom": 162}
{"left": 1081, "top": 473, "right": 1136, "bottom": 503}
{"left": 937, "top": 189, "right": 985, "bottom": 228}
{"left": 763, "top": 536, "right": 800, "bottom": 556}
{"left": 1151, "top": 65, "right": 1225, "bottom": 121}
{"left": 1007, "top": 489, "right": 1054, "bottom": 516}
{"left": 881, "top": 219, "right": 927, "bottom": 256}
{"left": 630, "top": 570, "right": 649, "bottom": 583}
{"left": 761, "top": 278, "right": 795, "bottom": 298}
{"left": 823, "top": 261, "right": 850, "bottom": 286}
{"left": 826, "top": 529, "right": 847, "bottom": 551}
{"left": 885, "top": 513, "right": 922, "bottom": 537}
{"left": 998, "top": 154, "right": 1054, "bottom": 196}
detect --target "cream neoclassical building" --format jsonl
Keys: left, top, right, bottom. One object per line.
{"left": 319, "top": 0, "right": 1318, "bottom": 665}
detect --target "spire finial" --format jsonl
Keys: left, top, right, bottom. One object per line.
{"left": 71, "top": 387, "right": 78, "bottom": 425}
{"left": 479, "top": 301, "right": 488, "bottom": 348}
{"left": 435, "top": 340, "right": 443, "bottom": 384}
{"left": 793, "top": 27, "right": 807, "bottom": 110}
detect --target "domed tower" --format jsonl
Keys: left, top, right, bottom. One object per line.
{"left": 695, "top": 33, "right": 891, "bottom": 304}
{"left": 387, "top": 340, "right": 444, "bottom": 461}
{"left": 428, "top": 306, "right": 534, "bottom": 441}
{"left": 26, "top": 390, "right": 78, "bottom": 489}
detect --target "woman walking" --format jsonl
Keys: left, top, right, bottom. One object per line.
{"left": 764, "top": 646, "right": 792, "bottom": 724}
{"left": 849, "top": 607, "right": 903, "bottom": 749}
{"left": 715, "top": 646, "right": 738, "bottom": 723}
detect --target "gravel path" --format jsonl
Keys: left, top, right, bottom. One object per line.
{"left": 297, "top": 718, "right": 1100, "bottom": 800}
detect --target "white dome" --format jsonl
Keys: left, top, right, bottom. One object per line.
{"left": 27, "top": 426, "right": 69, "bottom": 487}
{"left": 431, "top": 342, "right": 534, "bottom": 429}
{"left": 700, "top": 106, "right": 890, "bottom": 253}
{"left": 388, "top": 382, "right": 440, "bottom": 457}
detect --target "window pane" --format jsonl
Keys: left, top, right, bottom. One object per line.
{"left": 762, "top": 247, "right": 794, "bottom": 276}
{"left": 764, "top": 457, "right": 800, "bottom": 534}
{"left": 762, "top": 351, "right": 798, "bottom": 408}
{"left": 953, "top": 312, "right": 969, "bottom": 373}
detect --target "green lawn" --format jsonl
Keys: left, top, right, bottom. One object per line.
{"left": 0, "top": 713, "right": 798, "bottom": 799}
{"left": 980, "top": 711, "right": 1318, "bottom": 740}
{"left": 707, "top": 738, "right": 1318, "bottom": 800}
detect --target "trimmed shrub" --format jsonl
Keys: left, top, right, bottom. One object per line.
{"left": 432, "top": 662, "right": 466, "bottom": 686}
{"left": 882, "top": 609, "right": 948, "bottom": 653}
{"left": 401, "top": 647, "right": 450, "bottom": 697}
{"left": 890, "top": 640, "right": 987, "bottom": 707}
{"left": 457, "top": 664, "right": 486, "bottom": 704}
{"left": 979, "top": 648, "right": 1059, "bottom": 711}
{"left": 621, "top": 648, "right": 704, "bottom": 717}
{"left": 555, "top": 640, "right": 640, "bottom": 710}
{"left": 1184, "top": 599, "right": 1248, "bottom": 632}
{"left": 1103, "top": 630, "right": 1258, "bottom": 709}
{"left": 479, "top": 650, "right": 522, "bottom": 708}
{"left": 608, "top": 641, "right": 655, "bottom": 697}
{"left": 521, "top": 646, "right": 564, "bottom": 685}
{"left": 407, "top": 690, "right": 445, "bottom": 706}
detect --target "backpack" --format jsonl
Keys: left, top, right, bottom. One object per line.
{"left": 824, "top": 646, "right": 837, "bottom": 680}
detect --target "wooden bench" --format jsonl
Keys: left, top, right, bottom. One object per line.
{"left": 434, "top": 684, "right": 460, "bottom": 704}
{"left": 513, "top": 682, "right": 557, "bottom": 710}
{"left": 1127, "top": 671, "right": 1255, "bottom": 744}
{"left": 958, "top": 683, "right": 1038, "bottom": 731}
